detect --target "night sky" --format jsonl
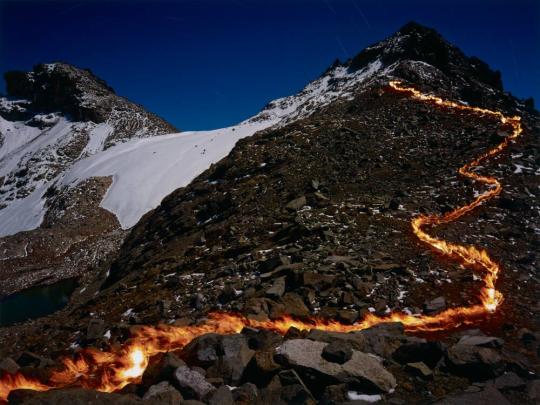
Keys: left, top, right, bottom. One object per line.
{"left": 1, "top": 0, "right": 539, "bottom": 130}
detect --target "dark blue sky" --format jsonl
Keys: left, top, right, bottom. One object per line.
{"left": 1, "top": 0, "right": 539, "bottom": 130}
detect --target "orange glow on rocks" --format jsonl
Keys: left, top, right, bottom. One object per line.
{"left": 0, "top": 81, "right": 523, "bottom": 401}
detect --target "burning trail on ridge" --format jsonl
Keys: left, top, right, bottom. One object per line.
{"left": 0, "top": 81, "right": 524, "bottom": 401}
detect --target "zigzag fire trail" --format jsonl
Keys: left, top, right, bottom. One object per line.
{"left": 0, "top": 81, "right": 523, "bottom": 401}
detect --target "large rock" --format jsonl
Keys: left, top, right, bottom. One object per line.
{"left": 142, "top": 381, "right": 183, "bottom": 403}
{"left": 208, "top": 385, "right": 234, "bottom": 405}
{"left": 433, "top": 385, "right": 510, "bottom": 404}
{"left": 241, "top": 327, "right": 282, "bottom": 351}
{"left": 446, "top": 344, "right": 505, "bottom": 380}
{"left": 142, "top": 352, "right": 185, "bottom": 386}
{"left": 9, "top": 388, "right": 143, "bottom": 404}
{"left": 279, "top": 293, "right": 310, "bottom": 317}
{"left": 424, "top": 296, "right": 446, "bottom": 314}
{"left": 217, "top": 334, "right": 255, "bottom": 385}
{"left": 275, "top": 339, "right": 396, "bottom": 393}
{"left": 285, "top": 196, "right": 307, "bottom": 211}
{"left": 306, "top": 330, "right": 366, "bottom": 351}
{"left": 321, "top": 341, "right": 353, "bottom": 364}
{"left": 174, "top": 366, "right": 216, "bottom": 400}
{"left": 494, "top": 372, "right": 525, "bottom": 390}
{"left": 265, "top": 277, "right": 286, "bottom": 299}
{"left": 245, "top": 350, "right": 281, "bottom": 386}
{"left": 86, "top": 319, "right": 106, "bottom": 341}
{"left": 393, "top": 340, "right": 445, "bottom": 368}
{"left": 180, "top": 333, "right": 221, "bottom": 367}
{"left": 527, "top": 379, "right": 540, "bottom": 401}
{"left": 458, "top": 335, "right": 504, "bottom": 348}
{"left": 0, "top": 357, "right": 20, "bottom": 374}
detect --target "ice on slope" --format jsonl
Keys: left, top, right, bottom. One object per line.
{"left": 0, "top": 185, "right": 48, "bottom": 237}
{"left": 247, "top": 59, "right": 382, "bottom": 125}
{"left": 61, "top": 122, "right": 274, "bottom": 229}
{"left": 82, "top": 123, "right": 114, "bottom": 155}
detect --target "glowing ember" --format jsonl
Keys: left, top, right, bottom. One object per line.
{"left": 0, "top": 81, "right": 523, "bottom": 401}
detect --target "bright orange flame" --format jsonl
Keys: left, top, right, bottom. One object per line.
{"left": 388, "top": 80, "right": 522, "bottom": 314}
{"left": 0, "top": 81, "right": 523, "bottom": 402}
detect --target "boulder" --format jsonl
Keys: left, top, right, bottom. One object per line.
{"left": 357, "top": 322, "right": 413, "bottom": 359}
{"left": 302, "top": 272, "right": 336, "bottom": 290}
{"left": 219, "top": 334, "right": 255, "bottom": 384}
{"left": 258, "top": 256, "right": 290, "bottom": 273}
{"left": 285, "top": 196, "right": 307, "bottom": 211}
{"left": 245, "top": 350, "right": 280, "bottom": 386}
{"left": 265, "top": 277, "right": 286, "bottom": 299}
{"left": 174, "top": 366, "right": 215, "bottom": 400}
{"left": 86, "top": 319, "right": 106, "bottom": 340}
{"left": 458, "top": 335, "right": 504, "bottom": 348}
{"left": 180, "top": 333, "right": 221, "bottom": 367}
{"left": 16, "top": 352, "right": 53, "bottom": 368}
{"left": 424, "top": 296, "right": 446, "bottom": 314}
{"left": 279, "top": 292, "right": 310, "bottom": 317}
{"left": 527, "top": 379, "right": 540, "bottom": 401}
{"left": 0, "top": 357, "right": 20, "bottom": 374}
{"left": 337, "top": 309, "right": 359, "bottom": 325}
{"left": 321, "top": 341, "right": 353, "bottom": 364}
{"left": 405, "top": 362, "right": 433, "bottom": 379}
{"left": 208, "top": 385, "right": 234, "bottom": 405}
{"left": 494, "top": 372, "right": 526, "bottom": 390}
{"left": 393, "top": 340, "right": 445, "bottom": 368}
{"left": 446, "top": 344, "right": 505, "bottom": 380}
{"left": 276, "top": 339, "right": 396, "bottom": 393}
{"left": 433, "top": 385, "right": 510, "bottom": 404}
{"left": 241, "top": 327, "right": 282, "bottom": 351}
{"left": 8, "top": 388, "right": 143, "bottom": 404}
{"left": 142, "top": 352, "right": 185, "bottom": 386}
{"left": 232, "top": 382, "right": 258, "bottom": 404}
{"left": 142, "top": 381, "right": 183, "bottom": 403}
{"left": 306, "top": 330, "right": 366, "bottom": 352}
{"left": 277, "top": 369, "right": 314, "bottom": 401}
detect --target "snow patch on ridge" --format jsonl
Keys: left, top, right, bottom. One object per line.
{"left": 247, "top": 59, "right": 383, "bottom": 125}
{"left": 61, "top": 121, "right": 275, "bottom": 229}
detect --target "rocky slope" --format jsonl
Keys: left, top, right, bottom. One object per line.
{"left": 0, "top": 62, "right": 179, "bottom": 296}
{"left": 0, "top": 22, "right": 539, "bottom": 404}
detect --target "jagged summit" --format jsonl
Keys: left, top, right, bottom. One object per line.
{"left": 347, "top": 21, "right": 503, "bottom": 91}
{"left": 2, "top": 62, "right": 177, "bottom": 138}
{"left": 248, "top": 21, "right": 523, "bottom": 127}
{"left": 4, "top": 63, "right": 116, "bottom": 122}
{"left": 0, "top": 62, "right": 180, "bottom": 239}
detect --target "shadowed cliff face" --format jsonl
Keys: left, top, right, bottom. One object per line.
{"left": 3, "top": 62, "right": 177, "bottom": 140}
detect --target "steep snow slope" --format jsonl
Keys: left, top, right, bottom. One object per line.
{"left": 0, "top": 62, "right": 176, "bottom": 236}
{"left": 61, "top": 121, "right": 274, "bottom": 229}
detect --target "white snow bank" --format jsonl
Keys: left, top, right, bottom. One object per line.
{"left": 61, "top": 121, "right": 273, "bottom": 229}
{"left": 347, "top": 392, "right": 382, "bottom": 402}
{"left": 0, "top": 185, "right": 48, "bottom": 237}
{"left": 83, "top": 123, "right": 114, "bottom": 155}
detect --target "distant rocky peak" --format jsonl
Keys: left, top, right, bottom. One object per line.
{"left": 5, "top": 62, "right": 120, "bottom": 123}
{"left": 347, "top": 21, "right": 503, "bottom": 91}
{"left": 2, "top": 62, "right": 177, "bottom": 146}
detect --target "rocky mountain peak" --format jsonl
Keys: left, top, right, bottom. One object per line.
{"left": 348, "top": 21, "right": 503, "bottom": 91}
{"left": 5, "top": 63, "right": 115, "bottom": 122}
{"left": 3, "top": 63, "right": 178, "bottom": 134}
